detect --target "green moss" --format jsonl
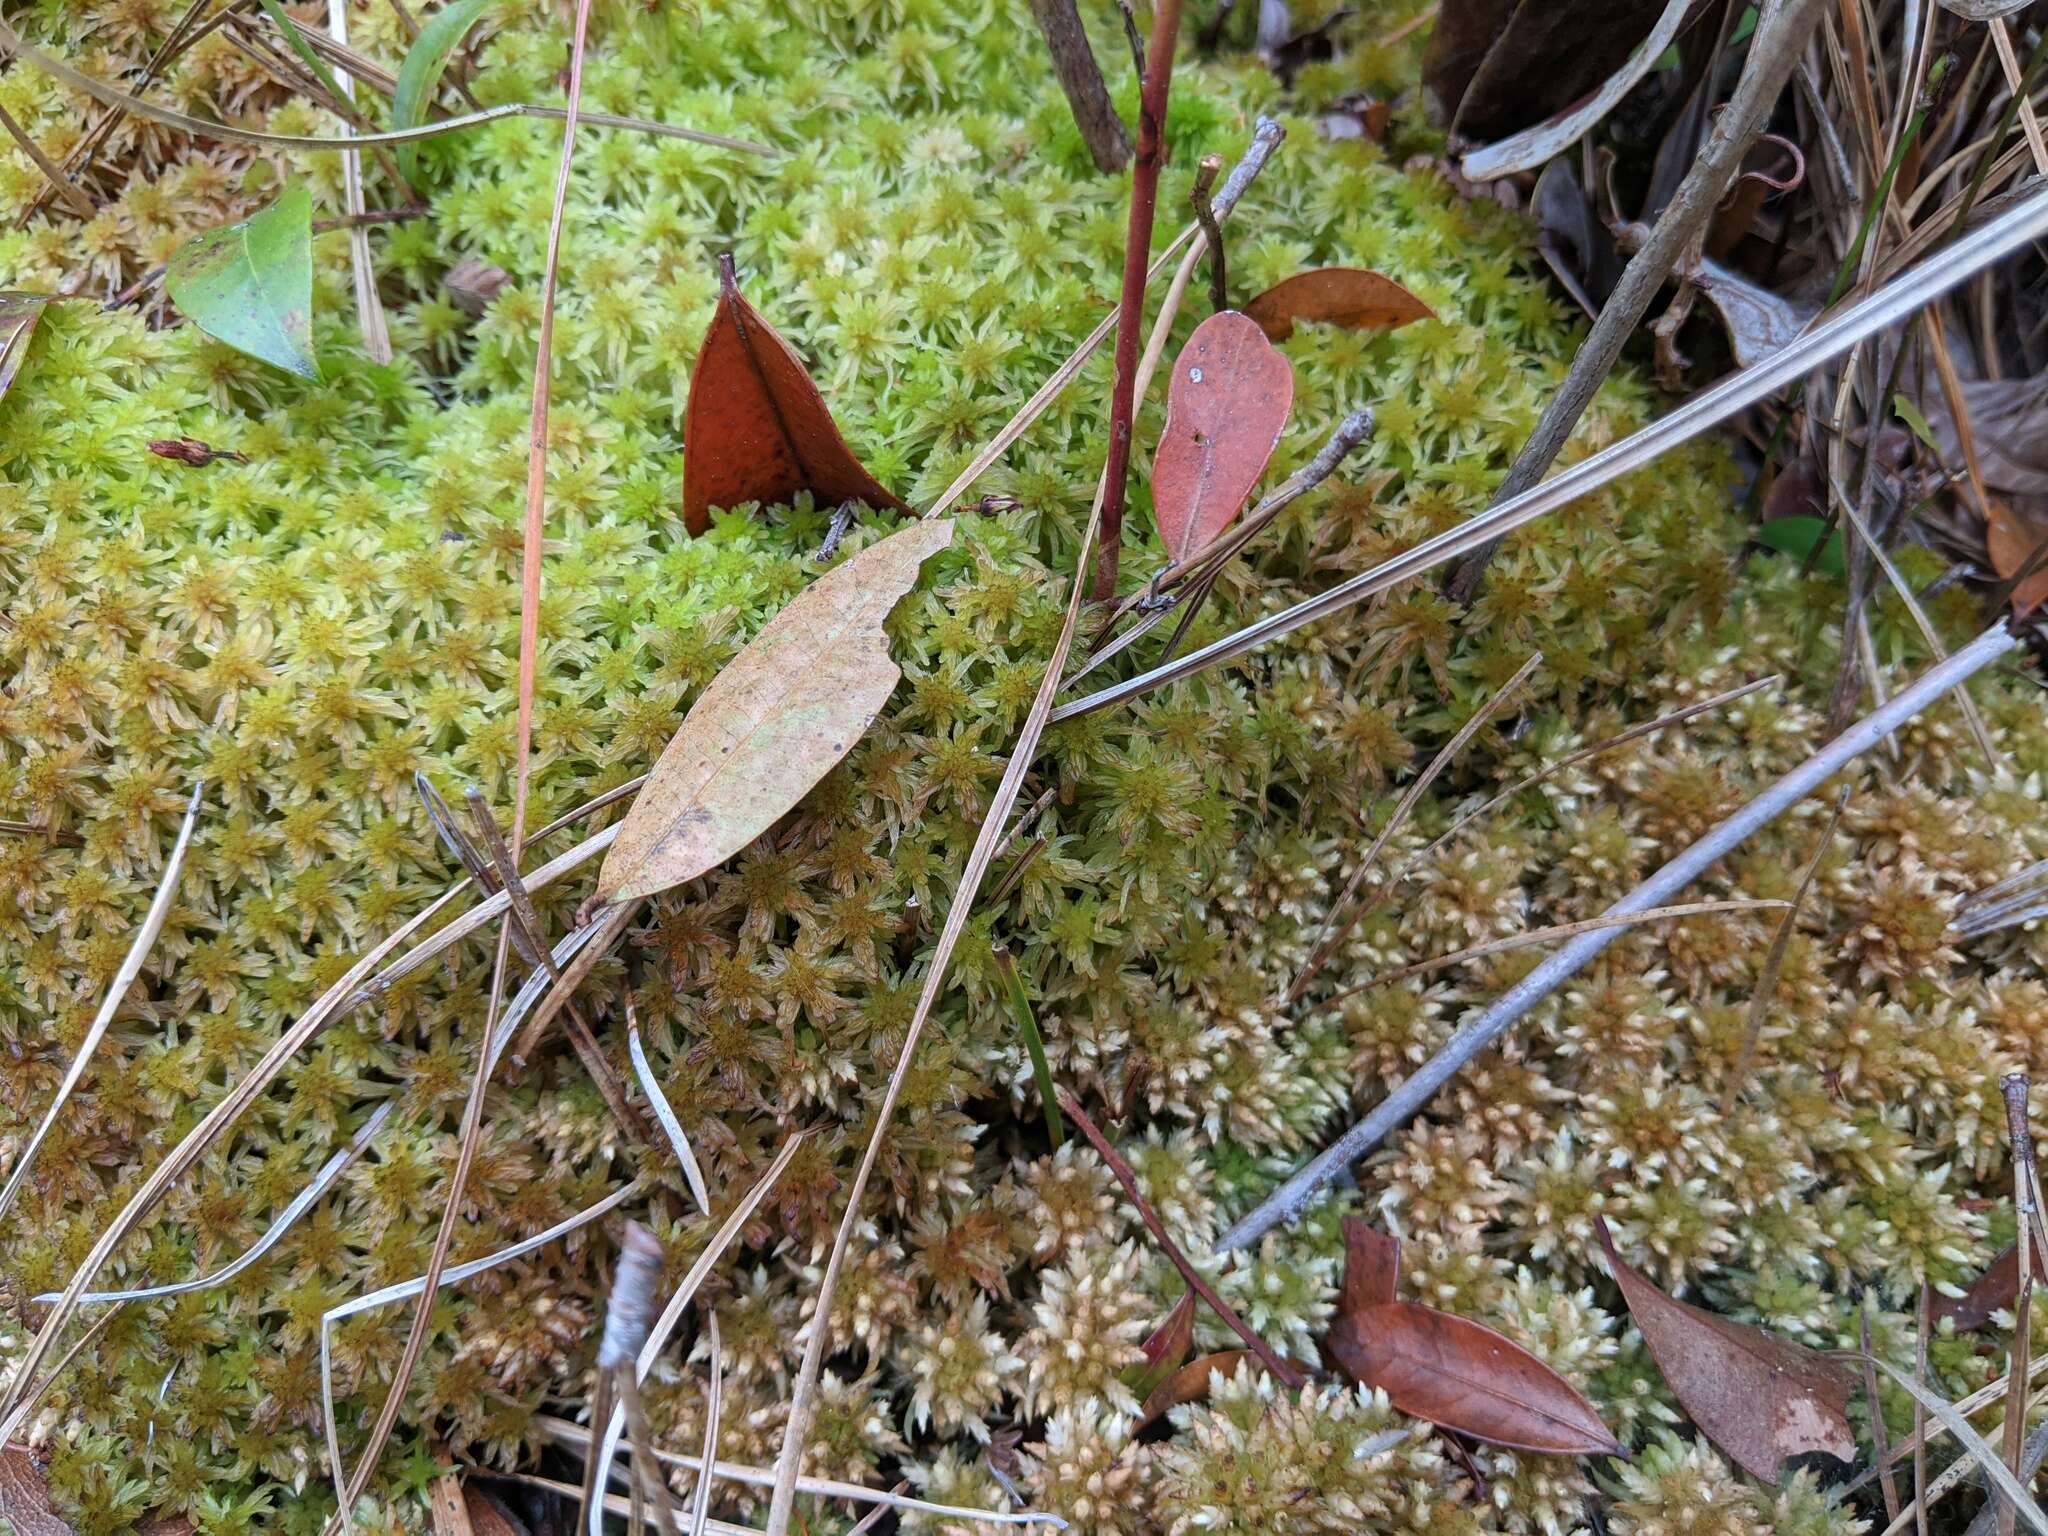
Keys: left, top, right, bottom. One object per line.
{"left": 4, "top": 1, "right": 2048, "bottom": 1532}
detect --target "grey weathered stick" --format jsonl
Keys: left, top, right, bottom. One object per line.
{"left": 1029, "top": 0, "right": 1131, "bottom": 171}
{"left": 1218, "top": 621, "right": 2021, "bottom": 1250}
{"left": 1441, "top": 0, "right": 1830, "bottom": 603}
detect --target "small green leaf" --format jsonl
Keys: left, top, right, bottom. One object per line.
{"left": 392, "top": 0, "right": 495, "bottom": 187}
{"left": 166, "top": 187, "right": 317, "bottom": 380}
{"left": 1756, "top": 515, "right": 1845, "bottom": 579}
{"left": 1892, "top": 391, "right": 1941, "bottom": 456}
{"left": 993, "top": 945, "right": 1064, "bottom": 1149}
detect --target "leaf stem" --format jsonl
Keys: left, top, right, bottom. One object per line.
{"left": 1091, "top": 0, "right": 1186, "bottom": 602}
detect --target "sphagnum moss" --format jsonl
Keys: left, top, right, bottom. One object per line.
{"left": 2, "top": 0, "right": 2046, "bottom": 1532}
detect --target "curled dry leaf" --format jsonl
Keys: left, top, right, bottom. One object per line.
{"left": 1328, "top": 1219, "right": 1619, "bottom": 1455}
{"left": 1987, "top": 500, "right": 2048, "bottom": 615}
{"left": 1150, "top": 311, "right": 1293, "bottom": 562}
{"left": 592, "top": 517, "right": 952, "bottom": 908}
{"left": 1243, "top": 268, "right": 1435, "bottom": 344}
{"left": 681, "top": 254, "right": 908, "bottom": 536}
{"left": 1459, "top": 0, "right": 1695, "bottom": 181}
{"left": 1425, "top": 0, "right": 1678, "bottom": 138}
{"left": 1934, "top": 1240, "right": 2020, "bottom": 1332}
{"left": 0, "top": 292, "right": 51, "bottom": 407}
{"left": 1127, "top": 1290, "right": 1198, "bottom": 1405}
{"left": 1596, "top": 1218, "right": 1855, "bottom": 1481}
{"left": 1135, "top": 1350, "right": 1258, "bottom": 1430}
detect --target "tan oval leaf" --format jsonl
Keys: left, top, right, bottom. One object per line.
{"left": 594, "top": 518, "right": 953, "bottom": 906}
{"left": 1987, "top": 499, "right": 2048, "bottom": 615}
{"left": 1243, "top": 267, "right": 1436, "bottom": 342}
{"left": 1596, "top": 1218, "right": 1854, "bottom": 1481}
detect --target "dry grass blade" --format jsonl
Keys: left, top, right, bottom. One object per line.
{"left": 1057, "top": 1087, "right": 1304, "bottom": 1387}
{"left": 630, "top": 1013, "right": 712, "bottom": 1217}
{"left": 1828, "top": 474, "right": 2002, "bottom": 770}
{"left": 0, "top": 782, "right": 202, "bottom": 1227}
{"left": 1722, "top": 787, "right": 1848, "bottom": 1112}
{"left": 0, "top": 100, "right": 95, "bottom": 219}
{"left": 0, "top": 14, "right": 772, "bottom": 157}
{"left": 1868, "top": 1355, "right": 2048, "bottom": 1535}
{"left": 1953, "top": 859, "right": 2048, "bottom": 938}
{"left": 475, "top": 1469, "right": 759, "bottom": 1536}
{"left": 320, "top": 1180, "right": 645, "bottom": 1497}
{"left": 1287, "top": 653, "right": 1542, "bottom": 1004}
{"left": 535, "top": 1416, "right": 1066, "bottom": 1527}
{"left": 687, "top": 1315, "right": 723, "bottom": 1536}
{"left": 1863, "top": 1300, "right": 1903, "bottom": 1525}
{"left": 0, "top": 876, "right": 465, "bottom": 1445}
{"left": 763, "top": 111, "right": 1292, "bottom": 1536}
{"left": 1404, "top": 677, "right": 1780, "bottom": 882}
{"left": 45, "top": 1100, "right": 395, "bottom": 1306}
{"left": 1319, "top": 900, "right": 1790, "bottom": 1003}
{"left": 588, "top": 1135, "right": 807, "bottom": 1536}
{"left": 325, "top": 0, "right": 390, "bottom": 362}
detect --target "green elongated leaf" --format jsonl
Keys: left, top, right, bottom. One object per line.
{"left": 593, "top": 518, "right": 954, "bottom": 907}
{"left": 1893, "top": 391, "right": 1941, "bottom": 456}
{"left": 0, "top": 292, "right": 53, "bottom": 406}
{"left": 165, "top": 187, "right": 317, "bottom": 379}
{"left": 255, "top": 0, "right": 352, "bottom": 109}
{"left": 1757, "top": 515, "right": 1845, "bottom": 579}
{"left": 393, "top": 0, "right": 495, "bottom": 186}
{"left": 993, "top": 945, "right": 1064, "bottom": 1148}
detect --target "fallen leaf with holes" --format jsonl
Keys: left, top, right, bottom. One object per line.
{"left": 1135, "top": 1350, "right": 1260, "bottom": 1430}
{"left": 593, "top": 517, "right": 952, "bottom": 907}
{"left": 1150, "top": 311, "right": 1293, "bottom": 562}
{"left": 1596, "top": 1218, "right": 1854, "bottom": 1480}
{"left": 681, "top": 254, "right": 909, "bottom": 536}
{"left": 0, "top": 1446, "right": 72, "bottom": 1536}
{"left": 1243, "top": 268, "right": 1434, "bottom": 343}
{"left": 1987, "top": 500, "right": 2048, "bottom": 614}
{"left": 1328, "top": 1219, "right": 1619, "bottom": 1455}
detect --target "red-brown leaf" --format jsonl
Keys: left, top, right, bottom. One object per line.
{"left": 1243, "top": 268, "right": 1436, "bottom": 343}
{"left": 681, "top": 254, "right": 908, "bottom": 536}
{"left": 1127, "top": 1290, "right": 1198, "bottom": 1404}
{"left": 1341, "top": 1216, "right": 1401, "bottom": 1312}
{"left": 1595, "top": 1218, "right": 1854, "bottom": 1480}
{"left": 1327, "top": 1301, "right": 1620, "bottom": 1455}
{"left": 0, "top": 1446, "right": 72, "bottom": 1536}
{"left": 1150, "top": 311, "right": 1292, "bottom": 563}
{"left": 1934, "top": 1241, "right": 2020, "bottom": 1333}
{"left": 1135, "top": 1350, "right": 1259, "bottom": 1431}
{"left": 1986, "top": 500, "right": 2048, "bottom": 615}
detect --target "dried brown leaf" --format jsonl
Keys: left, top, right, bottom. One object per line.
{"left": 1150, "top": 311, "right": 1293, "bottom": 562}
{"left": 0, "top": 1446, "right": 72, "bottom": 1536}
{"left": 1596, "top": 1217, "right": 1855, "bottom": 1480}
{"left": 1424, "top": 0, "right": 1677, "bottom": 138}
{"left": 681, "top": 255, "right": 908, "bottom": 536}
{"left": 593, "top": 518, "right": 952, "bottom": 907}
{"left": 1135, "top": 1350, "right": 1259, "bottom": 1430}
{"left": 1127, "top": 1290, "right": 1199, "bottom": 1404}
{"left": 1329, "top": 1219, "right": 1616, "bottom": 1455}
{"left": 1987, "top": 502, "right": 2048, "bottom": 614}
{"left": 1243, "top": 268, "right": 1434, "bottom": 343}
{"left": 1935, "top": 1241, "right": 2021, "bottom": 1333}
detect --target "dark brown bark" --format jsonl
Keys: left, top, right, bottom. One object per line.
{"left": 1029, "top": 0, "right": 1132, "bottom": 172}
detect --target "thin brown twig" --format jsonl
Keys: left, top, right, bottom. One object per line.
{"left": 1091, "top": 0, "right": 1186, "bottom": 601}
{"left": 1864, "top": 1298, "right": 1903, "bottom": 1527}
{"left": 1028, "top": 0, "right": 1130, "bottom": 171}
{"left": 2003, "top": 1073, "right": 2038, "bottom": 1536}
{"left": 1190, "top": 153, "right": 1226, "bottom": 310}
{"left": 1056, "top": 1086, "right": 1305, "bottom": 1388}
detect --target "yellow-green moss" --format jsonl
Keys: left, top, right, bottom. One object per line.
{"left": 1, "top": 2, "right": 2043, "bottom": 1533}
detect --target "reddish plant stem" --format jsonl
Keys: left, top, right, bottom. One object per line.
{"left": 1090, "top": 0, "right": 1186, "bottom": 602}
{"left": 1056, "top": 1086, "right": 1305, "bottom": 1388}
